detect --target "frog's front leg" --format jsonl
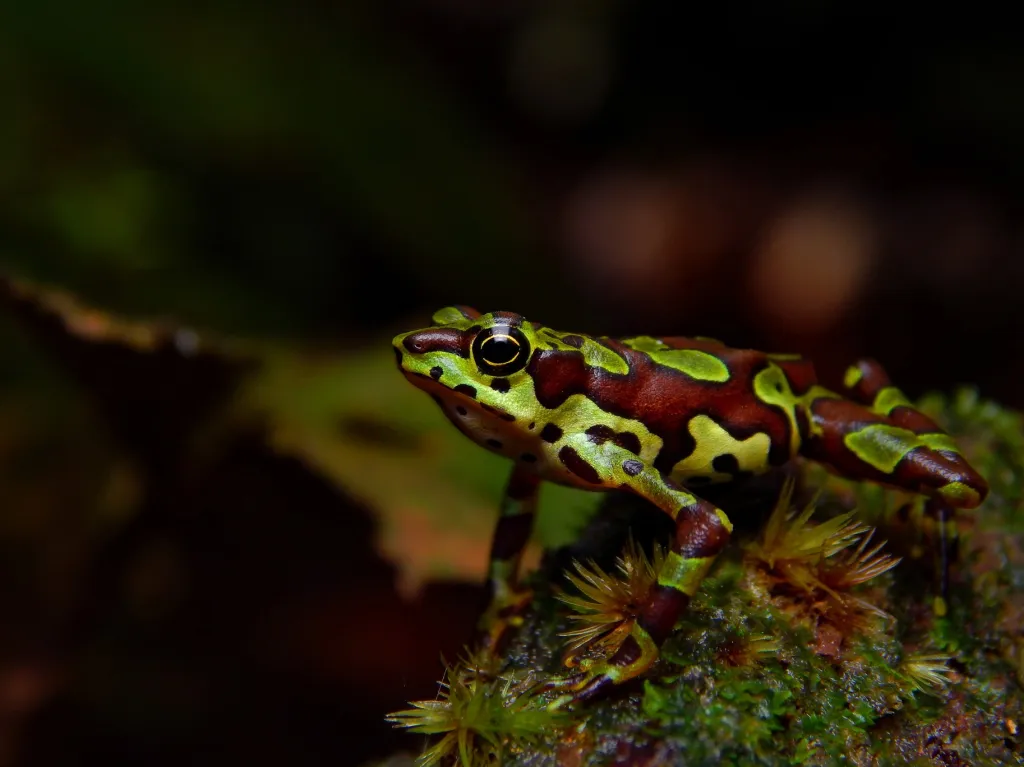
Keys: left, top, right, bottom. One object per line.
{"left": 546, "top": 437, "right": 733, "bottom": 704}
{"left": 477, "top": 464, "right": 540, "bottom": 652}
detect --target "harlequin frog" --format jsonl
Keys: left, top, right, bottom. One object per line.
{"left": 392, "top": 306, "right": 988, "bottom": 703}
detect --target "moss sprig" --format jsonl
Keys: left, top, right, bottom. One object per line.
{"left": 386, "top": 648, "right": 568, "bottom": 766}
{"left": 899, "top": 652, "right": 955, "bottom": 696}
{"left": 556, "top": 537, "right": 666, "bottom": 666}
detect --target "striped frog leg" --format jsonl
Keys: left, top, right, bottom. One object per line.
{"left": 541, "top": 434, "right": 733, "bottom": 706}
{"left": 803, "top": 358, "right": 989, "bottom": 614}
{"left": 839, "top": 358, "right": 988, "bottom": 613}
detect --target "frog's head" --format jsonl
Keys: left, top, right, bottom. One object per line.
{"left": 392, "top": 306, "right": 540, "bottom": 429}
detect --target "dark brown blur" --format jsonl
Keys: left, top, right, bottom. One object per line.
{"left": 1, "top": 3, "right": 1022, "bottom": 765}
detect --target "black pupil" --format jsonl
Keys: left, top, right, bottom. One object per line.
{"left": 482, "top": 335, "right": 519, "bottom": 365}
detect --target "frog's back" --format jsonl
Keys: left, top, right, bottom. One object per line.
{"left": 526, "top": 331, "right": 819, "bottom": 486}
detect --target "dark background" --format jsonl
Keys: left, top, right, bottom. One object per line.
{"left": 1, "top": 2, "right": 1022, "bottom": 765}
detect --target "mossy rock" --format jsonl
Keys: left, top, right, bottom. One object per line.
{"left": 384, "top": 390, "right": 1024, "bottom": 766}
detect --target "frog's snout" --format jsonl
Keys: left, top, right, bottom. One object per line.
{"left": 392, "top": 333, "right": 410, "bottom": 369}
{"left": 392, "top": 329, "right": 434, "bottom": 371}
{"left": 393, "top": 327, "right": 468, "bottom": 374}
{"left": 393, "top": 329, "right": 443, "bottom": 357}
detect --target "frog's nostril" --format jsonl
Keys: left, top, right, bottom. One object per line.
{"left": 393, "top": 345, "right": 404, "bottom": 367}
{"left": 403, "top": 335, "right": 425, "bottom": 354}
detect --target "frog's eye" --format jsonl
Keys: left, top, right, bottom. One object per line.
{"left": 472, "top": 326, "right": 530, "bottom": 376}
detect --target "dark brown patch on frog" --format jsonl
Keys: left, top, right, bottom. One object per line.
{"left": 639, "top": 585, "right": 691, "bottom": 644}
{"left": 506, "top": 469, "right": 540, "bottom": 501}
{"left": 490, "top": 311, "right": 524, "bottom": 327}
{"left": 675, "top": 503, "right": 731, "bottom": 559}
{"left": 841, "top": 357, "right": 890, "bottom": 402}
{"left": 712, "top": 454, "right": 739, "bottom": 474}
{"left": 562, "top": 334, "right": 585, "bottom": 349}
{"left": 686, "top": 476, "right": 712, "bottom": 486}
{"left": 453, "top": 383, "right": 477, "bottom": 399}
{"left": 558, "top": 446, "right": 601, "bottom": 484}
{"left": 403, "top": 327, "right": 474, "bottom": 358}
{"left": 622, "top": 459, "right": 644, "bottom": 476}
{"left": 540, "top": 423, "right": 563, "bottom": 443}
{"left": 520, "top": 452, "right": 537, "bottom": 463}
{"left": 888, "top": 406, "right": 947, "bottom": 436}
{"left": 585, "top": 424, "right": 641, "bottom": 454}
{"left": 491, "top": 514, "right": 534, "bottom": 560}
{"left": 712, "top": 453, "right": 754, "bottom": 481}
{"left": 526, "top": 344, "right": 802, "bottom": 476}
{"left": 480, "top": 402, "right": 516, "bottom": 422}
{"left": 429, "top": 366, "right": 443, "bottom": 380}
{"left": 609, "top": 634, "right": 644, "bottom": 667}
{"left": 776, "top": 357, "right": 817, "bottom": 396}
{"left": 490, "top": 377, "right": 511, "bottom": 393}
{"left": 528, "top": 422, "right": 536, "bottom": 430}
{"left": 455, "top": 405, "right": 468, "bottom": 416}
{"left": 486, "top": 438, "right": 503, "bottom": 449}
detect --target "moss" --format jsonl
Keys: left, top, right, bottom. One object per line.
{"left": 387, "top": 389, "right": 1024, "bottom": 766}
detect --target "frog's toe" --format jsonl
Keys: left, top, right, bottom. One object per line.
{"left": 542, "top": 624, "right": 661, "bottom": 705}
{"left": 534, "top": 665, "right": 618, "bottom": 708}
{"left": 568, "top": 670, "right": 616, "bottom": 703}
{"left": 476, "top": 587, "right": 534, "bottom": 652}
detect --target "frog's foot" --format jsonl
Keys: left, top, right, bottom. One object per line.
{"left": 540, "top": 623, "right": 658, "bottom": 709}
{"left": 476, "top": 586, "right": 534, "bottom": 653}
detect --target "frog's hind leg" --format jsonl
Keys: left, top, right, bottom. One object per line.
{"left": 809, "top": 358, "right": 989, "bottom": 612}
{"left": 816, "top": 358, "right": 988, "bottom": 507}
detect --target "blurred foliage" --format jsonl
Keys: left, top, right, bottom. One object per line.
{"left": 0, "top": 0, "right": 536, "bottom": 336}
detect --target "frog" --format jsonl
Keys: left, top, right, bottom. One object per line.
{"left": 392, "top": 305, "right": 989, "bottom": 704}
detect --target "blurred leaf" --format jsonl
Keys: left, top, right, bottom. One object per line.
{"left": 0, "top": 276, "right": 257, "bottom": 473}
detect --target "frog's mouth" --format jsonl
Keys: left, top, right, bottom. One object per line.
{"left": 401, "top": 370, "right": 477, "bottom": 401}
{"left": 402, "top": 371, "right": 518, "bottom": 423}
